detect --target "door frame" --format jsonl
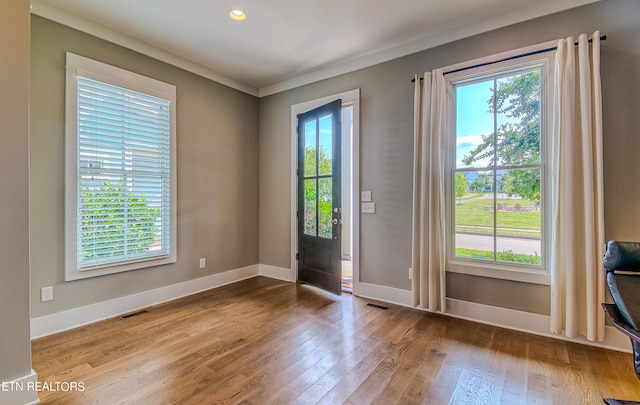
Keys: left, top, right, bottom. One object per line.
{"left": 290, "top": 89, "right": 360, "bottom": 295}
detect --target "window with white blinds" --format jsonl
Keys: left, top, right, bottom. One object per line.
{"left": 65, "top": 53, "right": 177, "bottom": 280}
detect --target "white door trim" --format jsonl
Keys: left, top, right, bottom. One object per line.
{"left": 290, "top": 89, "right": 361, "bottom": 294}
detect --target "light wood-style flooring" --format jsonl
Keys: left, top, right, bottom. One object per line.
{"left": 32, "top": 276, "right": 640, "bottom": 404}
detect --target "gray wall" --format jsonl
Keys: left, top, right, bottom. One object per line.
{"left": 26, "top": 0, "right": 640, "bottom": 321}
{"left": 30, "top": 16, "right": 260, "bottom": 317}
{"left": 259, "top": 0, "right": 640, "bottom": 315}
{"left": 0, "top": 0, "right": 32, "bottom": 382}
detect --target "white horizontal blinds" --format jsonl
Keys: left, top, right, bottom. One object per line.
{"left": 77, "top": 77, "right": 171, "bottom": 270}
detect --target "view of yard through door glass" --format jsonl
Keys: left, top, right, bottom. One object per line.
{"left": 304, "top": 114, "right": 333, "bottom": 239}
{"left": 454, "top": 68, "right": 542, "bottom": 265}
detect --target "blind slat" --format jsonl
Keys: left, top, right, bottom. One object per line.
{"left": 77, "top": 76, "right": 172, "bottom": 270}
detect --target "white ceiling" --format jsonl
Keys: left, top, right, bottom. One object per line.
{"left": 31, "top": 0, "right": 599, "bottom": 97}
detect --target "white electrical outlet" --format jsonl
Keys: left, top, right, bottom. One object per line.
{"left": 362, "top": 202, "right": 375, "bottom": 214}
{"left": 199, "top": 258, "right": 206, "bottom": 269}
{"left": 361, "top": 190, "right": 372, "bottom": 202}
{"left": 41, "top": 286, "right": 53, "bottom": 302}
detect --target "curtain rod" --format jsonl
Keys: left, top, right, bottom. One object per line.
{"left": 412, "top": 35, "right": 606, "bottom": 82}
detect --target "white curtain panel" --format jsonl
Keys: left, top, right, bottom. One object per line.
{"left": 549, "top": 31, "right": 605, "bottom": 341}
{"left": 411, "top": 70, "right": 448, "bottom": 312}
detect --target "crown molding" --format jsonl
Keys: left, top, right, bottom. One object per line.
{"left": 258, "top": 0, "right": 599, "bottom": 97}
{"left": 30, "top": 0, "right": 259, "bottom": 97}
{"left": 31, "top": 0, "right": 599, "bottom": 98}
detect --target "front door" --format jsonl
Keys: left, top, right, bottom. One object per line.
{"left": 297, "top": 99, "right": 342, "bottom": 295}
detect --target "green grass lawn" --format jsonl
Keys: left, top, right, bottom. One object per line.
{"left": 455, "top": 248, "right": 542, "bottom": 264}
{"left": 455, "top": 194, "right": 540, "bottom": 238}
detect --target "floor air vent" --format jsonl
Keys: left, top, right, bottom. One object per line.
{"left": 367, "top": 303, "right": 389, "bottom": 310}
{"left": 120, "top": 310, "right": 149, "bottom": 320}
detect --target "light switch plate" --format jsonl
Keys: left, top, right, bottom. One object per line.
{"left": 361, "top": 190, "right": 372, "bottom": 202}
{"left": 362, "top": 202, "right": 375, "bottom": 214}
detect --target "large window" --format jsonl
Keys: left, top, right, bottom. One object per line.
{"left": 447, "top": 53, "right": 551, "bottom": 284}
{"left": 65, "top": 53, "right": 176, "bottom": 280}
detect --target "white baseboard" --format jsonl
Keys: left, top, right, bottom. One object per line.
{"left": 445, "top": 297, "right": 550, "bottom": 334}
{"left": 444, "top": 298, "right": 630, "bottom": 353}
{"left": 355, "top": 282, "right": 413, "bottom": 307}
{"left": 31, "top": 265, "right": 259, "bottom": 339}
{"left": 351, "top": 284, "right": 630, "bottom": 353}
{"left": 259, "top": 264, "right": 294, "bottom": 282}
{"left": 30, "top": 266, "right": 630, "bottom": 353}
{"left": 0, "top": 369, "right": 40, "bottom": 405}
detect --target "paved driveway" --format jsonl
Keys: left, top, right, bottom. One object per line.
{"left": 456, "top": 233, "right": 541, "bottom": 255}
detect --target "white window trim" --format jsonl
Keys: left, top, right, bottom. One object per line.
{"left": 64, "top": 52, "right": 177, "bottom": 281}
{"left": 444, "top": 43, "right": 556, "bottom": 285}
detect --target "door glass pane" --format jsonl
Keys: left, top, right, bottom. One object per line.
{"left": 456, "top": 80, "right": 495, "bottom": 169}
{"left": 304, "top": 120, "right": 317, "bottom": 177}
{"left": 318, "top": 114, "right": 332, "bottom": 176}
{"left": 318, "top": 178, "right": 332, "bottom": 238}
{"left": 496, "top": 168, "right": 542, "bottom": 264}
{"left": 304, "top": 179, "right": 317, "bottom": 236}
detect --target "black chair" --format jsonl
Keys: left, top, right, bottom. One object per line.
{"left": 602, "top": 240, "right": 640, "bottom": 405}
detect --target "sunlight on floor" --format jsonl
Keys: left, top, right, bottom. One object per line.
{"left": 342, "top": 260, "right": 352, "bottom": 292}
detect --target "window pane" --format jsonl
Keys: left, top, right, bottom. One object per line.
{"left": 495, "top": 71, "right": 541, "bottom": 166}
{"left": 304, "top": 179, "right": 317, "bottom": 236}
{"left": 318, "top": 178, "right": 332, "bottom": 238}
{"left": 318, "top": 114, "right": 333, "bottom": 176}
{"left": 452, "top": 65, "right": 544, "bottom": 270}
{"left": 456, "top": 80, "right": 495, "bottom": 169}
{"left": 496, "top": 168, "right": 542, "bottom": 264}
{"left": 454, "top": 170, "right": 494, "bottom": 261}
{"left": 304, "top": 120, "right": 317, "bottom": 177}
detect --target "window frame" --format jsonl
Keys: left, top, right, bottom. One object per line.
{"left": 64, "top": 52, "right": 177, "bottom": 281}
{"left": 444, "top": 46, "right": 555, "bottom": 285}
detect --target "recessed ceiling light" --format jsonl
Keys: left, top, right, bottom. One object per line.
{"left": 229, "top": 9, "right": 246, "bottom": 21}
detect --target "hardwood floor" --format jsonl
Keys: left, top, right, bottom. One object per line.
{"left": 32, "top": 276, "right": 640, "bottom": 404}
